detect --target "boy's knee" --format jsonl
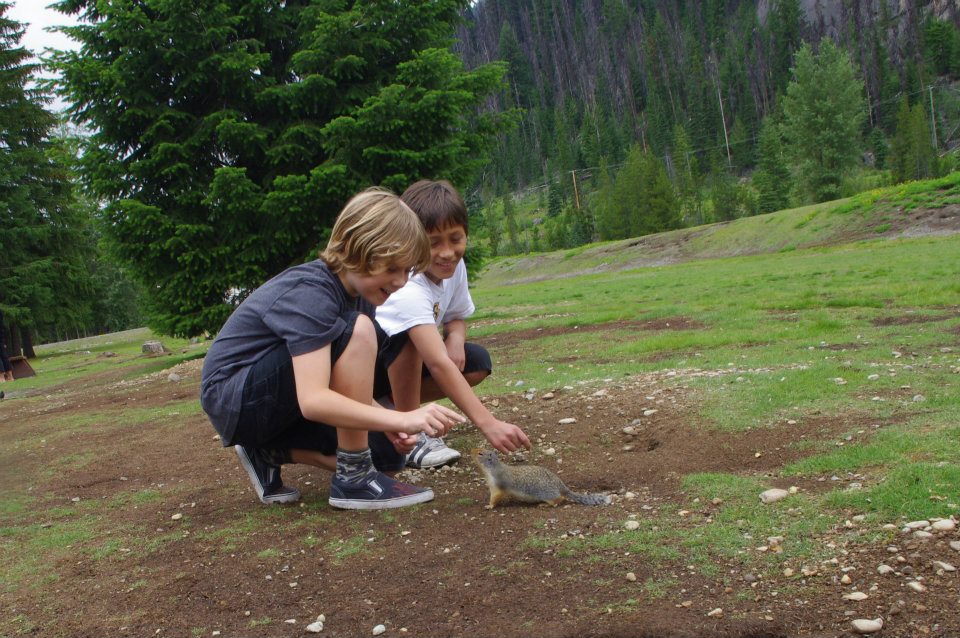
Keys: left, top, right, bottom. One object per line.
{"left": 348, "top": 314, "right": 378, "bottom": 353}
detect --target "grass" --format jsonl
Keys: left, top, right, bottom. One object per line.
{"left": 1, "top": 174, "right": 959, "bottom": 633}
{"left": 464, "top": 175, "right": 960, "bottom": 574}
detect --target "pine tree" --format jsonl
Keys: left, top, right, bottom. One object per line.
{"left": 890, "top": 98, "right": 934, "bottom": 182}
{"left": 780, "top": 40, "right": 866, "bottom": 203}
{"left": 53, "top": 0, "right": 510, "bottom": 336}
{"left": 753, "top": 116, "right": 791, "bottom": 213}
{"left": 0, "top": 6, "right": 94, "bottom": 349}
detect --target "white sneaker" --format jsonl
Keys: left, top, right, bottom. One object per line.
{"left": 405, "top": 433, "right": 461, "bottom": 469}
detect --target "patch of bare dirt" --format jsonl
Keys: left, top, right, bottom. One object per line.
{"left": 2, "top": 355, "right": 958, "bottom": 638}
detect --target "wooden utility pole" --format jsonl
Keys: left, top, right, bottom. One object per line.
{"left": 571, "top": 170, "right": 581, "bottom": 210}
{"left": 929, "top": 86, "right": 938, "bottom": 149}
{"left": 717, "top": 84, "right": 732, "bottom": 168}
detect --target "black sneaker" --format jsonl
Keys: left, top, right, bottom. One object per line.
{"left": 329, "top": 471, "right": 434, "bottom": 510}
{"left": 234, "top": 445, "right": 301, "bottom": 504}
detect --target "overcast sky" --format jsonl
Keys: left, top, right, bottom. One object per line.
{"left": 8, "top": 0, "right": 80, "bottom": 59}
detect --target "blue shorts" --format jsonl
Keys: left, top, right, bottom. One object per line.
{"left": 231, "top": 311, "right": 404, "bottom": 472}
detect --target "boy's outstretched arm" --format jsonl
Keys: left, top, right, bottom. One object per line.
{"left": 291, "top": 345, "right": 463, "bottom": 437}
{"left": 406, "top": 324, "right": 531, "bottom": 453}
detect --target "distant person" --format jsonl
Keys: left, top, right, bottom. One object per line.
{"left": 200, "top": 188, "right": 464, "bottom": 509}
{"left": 0, "top": 310, "right": 13, "bottom": 382}
{"left": 376, "top": 180, "right": 530, "bottom": 468}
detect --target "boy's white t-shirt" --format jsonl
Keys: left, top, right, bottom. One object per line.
{"left": 376, "top": 260, "right": 475, "bottom": 336}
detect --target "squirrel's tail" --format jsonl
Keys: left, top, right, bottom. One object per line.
{"left": 563, "top": 488, "right": 611, "bottom": 506}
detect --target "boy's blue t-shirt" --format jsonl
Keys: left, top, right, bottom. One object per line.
{"left": 200, "top": 260, "right": 374, "bottom": 442}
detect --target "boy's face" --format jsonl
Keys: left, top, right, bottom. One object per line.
{"left": 341, "top": 263, "right": 410, "bottom": 306}
{"left": 425, "top": 222, "right": 466, "bottom": 284}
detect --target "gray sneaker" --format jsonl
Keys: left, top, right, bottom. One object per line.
{"left": 235, "top": 445, "right": 301, "bottom": 504}
{"left": 405, "top": 433, "right": 462, "bottom": 469}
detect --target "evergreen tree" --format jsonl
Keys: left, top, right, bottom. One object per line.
{"left": 0, "top": 6, "right": 94, "bottom": 349}
{"left": 890, "top": 98, "right": 935, "bottom": 182}
{"left": 780, "top": 40, "right": 866, "bottom": 203}
{"left": 753, "top": 116, "right": 791, "bottom": 213}
{"left": 53, "top": 0, "right": 510, "bottom": 336}
{"left": 672, "top": 123, "right": 703, "bottom": 225}
{"left": 769, "top": 0, "right": 804, "bottom": 93}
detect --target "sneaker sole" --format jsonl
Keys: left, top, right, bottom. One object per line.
{"left": 329, "top": 489, "right": 435, "bottom": 510}
{"left": 235, "top": 446, "right": 300, "bottom": 505}
{"left": 406, "top": 451, "right": 462, "bottom": 469}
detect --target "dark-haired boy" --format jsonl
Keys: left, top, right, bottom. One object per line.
{"left": 376, "top": 180, "right": 530, "bottom": 467}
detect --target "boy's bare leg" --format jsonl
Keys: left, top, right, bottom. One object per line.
{"left": 288, "top": 314, "right": 377, "bottom": 469}
{"left": 387, "top": 339, "right": 424, "bottom": 411}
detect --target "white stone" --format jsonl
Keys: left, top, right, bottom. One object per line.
{"left": 171, "top": 513, "right": 183, "bottom": 521}
{"left": 558, "top": 417, "right": 577, "bottom": 425}
{"left": 932, "top": 519, "right": 956, "bottom": 532}
{"left": 913, "top": 530, "right": 934, "bottom": 539}
{"left": 643, "top": 409, "right": 658, "bottom": 416}
{"left": 624, "top": 520, "right": 640, "bottom": 531}
{"left": 905, "top": 520, "right": 930, "bottom": 530}
{"left": 167, "top": 372, "right": 182, "bottom": 383}
{"left": 759, "top": 488, "right": 790, "bottom": 504}
{"left": 544, "top": 448, "right": 556, "bottom": 456}
{"left": 843, "top": 592, "right": 869, "bottom": 601}
{"left": 950, "top": 541, "right": 960, "bottom": 551}
{"left": 877, "top": 564, "right": 895, "bottom": 575}
{"left": 706, "top": 608, "right": 723, "bottom": 618}
{"left": 625, "top": 572, "right": 637, "bottom": 582}
{"left": 305, "top": 621, "right": 324, "bottom": 633}
{"left": 933, "top": 561, "right": 956, "bottom": 572}
{"left": 907, "top": 581, "right": 926, "bottom": 593}
{"left": 840, "top": 574, "right": 852, "bottom": 585}
{"left": 850, "top": 618, "right": 883, "bottom": 634}
{"left": 372, "top": 625, "right": 386, "bottom": 636}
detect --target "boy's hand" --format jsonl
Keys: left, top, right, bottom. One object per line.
{"left": 481, "top": 419, "right": 531, "bottom": 454}
{"left": 398, "top": 403, "right": 465, "bottom": 437}
{"left": 386, "top": 431, "right": 417, "bottom": 455}
{"left": 444, "top": 335, "right": 466, "bottom": 371}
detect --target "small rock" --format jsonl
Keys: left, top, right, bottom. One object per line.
{"left": 877, "top": 565, "right": 895, "bottom": 575}
{"left": 171, "top": 513, "right": 183, "bottom": 521}
{"left": 933, "top": 561, "right": 956, "bottom": 572}
{"left": 912, "top": 394, "right": 925, "bottom": 402}
{"left": 907, "top": 581, "right": 926, "bottom": 593}
{"left": 913, "top": 530, "right": 934, "bottom": 540}
{"left": 306, "top": 620, "right": 324, "bottom": 633}
{"left": 624, "top": 520, "right": 641, "bottom": 531}
{"left": 759, "top": 488, "right": 790, "bottom": 504}
{"left": 840, "top": 574, "right": 852, "bottom": 585}
{"left": 905, "top": 520, "right": 930, "bottom": 530}
{"left": 844, "top": 592, "right": 869, "bottom": 601}
{"left": 622, "top": 426, "right": 636, "bottom": 435}
{"left": 167, "top": 372, "right": 182, "bottom": 383}
{"left": 141, "top": 340, "right": 169, "bottom": 354}
{"left": 541, "top": 392, "right": 555, "bottom": 400}
{"left": 950, "top": 540, "right": 960, "bottom": 551}
{"left": 544, "top": 447, "right": 556, "bottom": 456}
{"left": 932, "top": 519, "right": 956, "bottom": 532}
{"left": 850, "top": 618, "right": 883, "bottom": 634}
{"left": 372, "top": 625, "right": 386, "bottom": 636}
{"left": 558, "top": 417, "right": 577, "bottom": 425}
{"left": 625, "top": 572, "right": 637, "bottom": 582}
{"left": 643, "top": 409, "right": 658, "bottom": 416}
{"left": 706, "top": 608, "right": 723, "bottom": 618}
{"left": 783, "top": 568, "right": 795, "bottom": 577}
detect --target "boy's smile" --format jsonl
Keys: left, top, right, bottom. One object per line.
{"left": 341, "top": 265, "right": 410, "bottom": 306}
{"left": 426, "top": 223, "right": 467, "bottom": 284}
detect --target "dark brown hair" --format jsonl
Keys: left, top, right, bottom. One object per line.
{"left": 400, "top": 180, "right": 468, "bottom": 234}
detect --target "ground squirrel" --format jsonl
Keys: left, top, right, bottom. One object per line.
{"left": 471, "top": 448, "right": 611, "bottom": 508}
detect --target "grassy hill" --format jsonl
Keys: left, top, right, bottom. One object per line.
{"left": 478, "top": 172, "right": 960, "bottom": 287}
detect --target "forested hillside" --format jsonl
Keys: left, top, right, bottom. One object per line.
{"left": 454, "top": 0, "right": 960, "bottom": 255}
